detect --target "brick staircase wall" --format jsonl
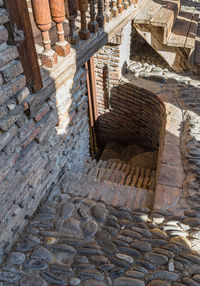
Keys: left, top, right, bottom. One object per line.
{"left": 0, "top": 3, "right": 90, "bottom": 248}
{"left": 94, "top": 23, "right": 166, "bottom": 151}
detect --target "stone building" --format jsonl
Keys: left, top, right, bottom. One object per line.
{"left": 1, "top": 0, "right": 200, "bottom": 285}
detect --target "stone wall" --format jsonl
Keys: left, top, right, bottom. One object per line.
{"left": 0, "top": 2, "right": 89, "bottom": 249}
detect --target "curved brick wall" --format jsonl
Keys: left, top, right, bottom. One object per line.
{"left": 97, "top": 82, "right": 166, "bottom": 151}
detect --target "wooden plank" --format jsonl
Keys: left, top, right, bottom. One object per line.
{"left": 134, "top": 0, "right": 162, "bottom": 24}
{"left": 167, "top": 12, "right": 193, "bottom": 48}
{"left": 185, "top": 13, "right": 199, "bottom": 49}
{"left": 5, "top": 0, "right": 42, "bottom": 92}
{"left": 151, "top": 1, "right": 178, "bottom": 27}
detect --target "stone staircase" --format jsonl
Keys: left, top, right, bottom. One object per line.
{"left": 59, "top": 158, "right": 155, "bottom": 210}
{"left": 133, "top": 0, "right": 199, "bottom": 72}
{"left": 83, "top": 158, "right": 156, "bottom": 191}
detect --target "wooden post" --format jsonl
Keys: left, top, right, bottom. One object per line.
{"left": 104, "top": 0, "right": 112, "bottom": 22}
{"left": 5, "top": 0, "right": 42, "bottom": 92}
{"left": 31, "top": 0, "right": 58, "bottom": 68}
{"left": 88, "top": 0, "right": 99, "bottom": 33}
{"left": 111, "top": 0, "right": 118, "bottom": 17}
{"left": 117, "top": 0, "right": 124, "bottom": 13}
{"left": 96, "top": 0, "right": 105, "bottom": 28}
{"left": 65, "top": 0, "right": 80, "bottom": 44}
{"left": 49, "top": 0, "right": 70, "bottom": 57}
{"left": 78, "top": 0, "right": 90, "bottom": 40}
{"left": 123, "top": 0, "right": 129, "bottom": 9}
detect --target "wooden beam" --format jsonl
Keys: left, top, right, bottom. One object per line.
{"left": 5, "top": 0, "right": 42, "bottom": 93}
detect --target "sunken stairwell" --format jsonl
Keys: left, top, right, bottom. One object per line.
{"left": 60, "top": 159, "right": 154, "bottom": 210}
{"left": 133, "top": 0, "right": 199, "bottom": 72}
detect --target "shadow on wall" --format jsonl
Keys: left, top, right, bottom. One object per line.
{"left": 97, "top": 82, "right": 166, "bottom": 152}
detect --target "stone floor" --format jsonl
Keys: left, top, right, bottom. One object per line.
{"left": 1, "top": 184, "right": 200, "bottom": 286}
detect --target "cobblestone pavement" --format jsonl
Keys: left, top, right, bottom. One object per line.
{"left": 1, "top": 185, "right": 200, "bottom": 286}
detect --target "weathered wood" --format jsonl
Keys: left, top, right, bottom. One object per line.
{"left": 31, "top": 0, "right": 58, "bottom": 67}
{"left": 78, "top": 0, "right": 90, "bottom": 40}
{"left": 50, "top": 0, "right": 70, "bottom": 56}
{"left": 112, "top": 0, "right": 119, "bottom": 18}
{"left": 123, "top": 0, "right": 129, "bottom": 9}
{"left": 5, "top": 0, "right": 42, "bottom": 92}
{"left": 104, "top": 0, "right": 112, "bottom": 22}
{"left": 185, "top": 13, "right": 198, "bottom": 49}
{"left": 117, "top": 0, "right": 124, "bottom": 13}
{"left": 96, "top": 0, "right": 105, "bottom": 27}
{"left": 134, "top": 1, "right": 161, "bottom": 24}
{"left": 65, "top": 0, "right": 80, "bottom": 44}
{"left": 167, "top": 12, "right": 193, "bottom": 48}
{"left": 88, "top": 0, "right": 99, "bottom": 33}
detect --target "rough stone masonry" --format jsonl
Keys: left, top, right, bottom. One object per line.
{"left": 0, "top": 2, "right": 90, "bottom": 248}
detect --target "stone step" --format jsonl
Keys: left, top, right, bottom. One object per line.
{"left": 83, "top": 159, "right": 156, "bottom": 191}
{"left": 59, "top": 170, "right": 154, "bottom": 209}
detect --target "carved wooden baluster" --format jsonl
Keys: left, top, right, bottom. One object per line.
{"left": 65, "top": 0, "right": 79, "bottom": 44}
{"left": 78, "top": 0, "right": 90, "bottom": 40}
{"left": 50, "top": 0, "right": 70, "bottom": 57}
{"left": 96, "top": 0, "right": 105, "bottom": 28}
{"left": 104, "top": 0, "right": 112, "bottom": 22}
{"left": 88, "top": 0, "right": 99, "bottom": 33}
{"left": 117, "top": 0, "right": 123, "bottom": 13}
{"left": 123, "top": 0, "right": 129, "bottom": 9}
{"left": 111, "top": 0, "right": 118, "bottom": 17}
{"left": 31, "top": 0, "right": 57, "bottom": 67}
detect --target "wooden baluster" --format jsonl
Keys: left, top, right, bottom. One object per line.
{"left": 129, "top": 0, "right": 134, "bottom": 5}
{"left": 117, "top": 0, "right": 124, "bottom": 13}
{"left": 50, "top": 0, "right": 70, "bottom": 57}
{"left": 78, "top": 0, "right": 90, "bottom": 40}
{"left": 96, "top": 0, "right": 105, "bottom": 28}
{"left": 65, "top": 0, "right": 79, "bottom": 44}
{"left": 123, "top": 0, "right": 129, "bottom": 9}
{"left": 104, "top": 0, "right": 112, "bottom": 22}
{"left": 111, "top": 0, "right": 118, "bottom": 17}
{"left": 88, "top": 0, "right": 99, "bottom": 33}
{"left": 31, "top": 0, "right": 58, "bottom": 68}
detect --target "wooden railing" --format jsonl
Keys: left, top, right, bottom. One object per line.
{"left": 31, "top": 0, "right": 138, "bottom": 68}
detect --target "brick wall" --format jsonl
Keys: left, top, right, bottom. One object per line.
{"left": 94, "top": 22, "right": 166, "bottom": 151}
{"left": 0, "top": 2, "right": 89, "bottom": 249}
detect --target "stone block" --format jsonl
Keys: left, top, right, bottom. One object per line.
{"left": 0, "top": 105, "right": 24, "bottom": 131}
{"left": 0, "top": 0, "right": 4, "bottom": 7}
{"left": 158, "top": 164, "right": 185, "bottom": 188}
{"left": 0, "top": 74, "right": 26, "bottom": 105}
{"left": 0, "top": 45, "right": 18, "bottom": 68}
{"left": 0, "top": 124, "right": 18, "bottom": 151}
{"left": 16, "top": 87, "right": 30, "bottom": 104}
{"left": 0, "top": 8, "right": 9, "bottom": 24}
{"left": 161, "top": 144, "right": 182, "bottom": 166}
{"left": 0, "top": 60, "right": 23, "bottom": 82}
{"left": 0, "top": 104, "right": 6, "bottom": 118}
{"left": 34, "top": 103, "right": 50, "bottom": 122}
{"left": 0, "top": 24, "right": 8, "bottom": 44}
{"left": 0, "top": 72, "right": 3, "bottom": 85}
{"left": 3, "top": 135, "right": 21, "bottom": 155}
{"left": 154, "top": 184, "right": 182, "bottom": 210}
